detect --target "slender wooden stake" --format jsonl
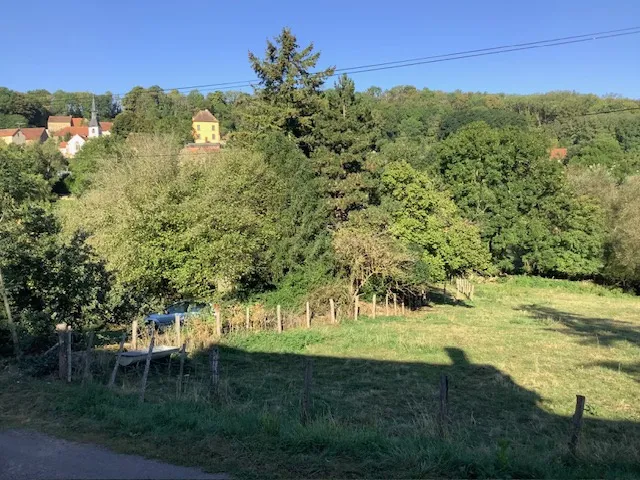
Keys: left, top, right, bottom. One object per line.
{"left": 82, "top": 331, "right": 94, "bottom": 384}
{"left": 0, "top": 268, "right": 20, "bottom": 359}
{"left": 215, "top": 305, "right": 222, "bottom": 337}
{"left": 210, "top": 346, "right": 220, "bottom": 395}
{"left": 393, "top": 294, "right": 398, "bottom": 316}
{"left": 438, "top": 374, "right": 449, "bottom": 438}
{"left": 108, "top": 333, "right": 127, "bottom": 388}
{"left": 385, "top": 294, "right": 389, "bottom": 316}
{"left": 131, "top": 320, "right": 138, "bottom": 350}
{"left": 372, "top": 294, "right": 376, "bottom": 319}
{"left": 354, "top": 296, "right": 359, "bottom": 321}
{"left": 58, "top": 329, "right": 66, "bottom": 380}
{"left": 329, "top": 299, "right": 336, "bottom": 324}
{"left": 306, "top": 302, "right": 311, "bottom": 328}
{"left": 66, "top": 327, "right": 72, "bottom": 383}
{"left": 301, "top": 357, "right": 313, "bottom": 425}
{"left": 277, "top": 305, "right": 283, "bottom": 333}
{"left": 569, "top": 394, "right": 586, "bottom": 457}
{"left": 174, "top": 314, "right": 181, "bottom": 346}
{"left": 401, "top": 301, "right": 405, "bottom": 316}
{"left": 138, "top": 328, "right": 155, "bottom": 403}
{"left": 176, "top": 342, "right": 186, "bottom": 399}
{"left": 245, "top": 306, "right": 251, "bottom": 330}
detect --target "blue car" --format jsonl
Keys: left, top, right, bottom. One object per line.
{"left": 145, "top": 301, "right": 212, "bottom": 330}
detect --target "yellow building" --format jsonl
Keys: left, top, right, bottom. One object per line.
{"left": 192, "top": 109, "right": 220, "bottom": 144}
{"left": 0, "top": 128, "right": 26, "bottom": 145}
{"left": 47, "top": 115, "right": 72, "bottom": 134}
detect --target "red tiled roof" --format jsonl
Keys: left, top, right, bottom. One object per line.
{"left": 21, "top": 127, "right": 47, "bottom": 141}
{"left": 192, "top": 109, "right": 218, "bottom": 122}
{"left": 48, "top": 115, "right": 72, "bottom": 124}
{"left": 0, "top": 128, "right": 18, "bottom": 137}
{"left": 100, "top": 121, "right": 113, "bottom": 131}
{"left": 52, "top": 126, "right": 89, "bottom": 138}
{"left": 71, "top": 118, "right": 84, "bottom": 127}
{"left": 550, "top": 148, "right": 568, "bottom": 160}
{"left": 59, "top": 141, "right": 67, "bottom": 148}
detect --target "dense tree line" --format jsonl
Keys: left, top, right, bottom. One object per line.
{"left": 2, "top": 28, "right": 640, "bottom": 351}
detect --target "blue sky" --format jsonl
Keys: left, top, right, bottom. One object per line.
{"left": 2, "top": 0, "right": 640, "bottom": 98}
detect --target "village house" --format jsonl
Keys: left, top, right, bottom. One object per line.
{"left": 184, "top": 109, "right": 221, "bottom": 152}
{"left": 0, "top": 127, "right": 48, "bottom": 145}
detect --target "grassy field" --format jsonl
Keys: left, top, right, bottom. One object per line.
{"left": 1, "top": 276, "right": 639, "bottom": 478}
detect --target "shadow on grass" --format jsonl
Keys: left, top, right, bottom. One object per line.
{"left": 516, "top": 304, "right": 640, "bottom": 346}
{"left": 3, "top": 343, "right": 640, "bottom": 478}
{"left": 584, "top": 361, "right": 640, "bottom": 384}
{"left": 428, "top": 286, "right": 474, "bottom": 308}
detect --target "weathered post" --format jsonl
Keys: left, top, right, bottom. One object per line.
{"left": 245, "top": 306, "right": 251, "bottom": 330}
{"left": 372, "top": 294, "right": 377, "bottom": 319}
{"left": 131, "top": 320, "right": 138, "bottom": 350}
{"left": 57, "top": 325, "right": 66, "bottom": 381}
{"left": 174, "top": 314, "right": 181, "bottom": 346}
{"left": 210, "top": 346, "right": 220, "bottom": 396}
{"left": 301, "top": 357, "right": 313, "bottom": 425}
{"left": 176, "top": 343, "right": 186, "bottom": 399}
{"left": 82, "top": 331, "right": 94, "bottom": 384}
{"left": 108, "top": 332, "right": 127, "bottom": 389}
{"left": 401, "top": 301, "right": 405, "bottom": 316}
{"left": 569, "top": 394, "right": 586, "bottom": 457}
{"left": 393, "top": 293, "right": 398, "bottom": 316}
{"left": 354, "top": 296, "right": 359, "bottom": 321}
{"left": 306, "top": 301, "right": 311, "bottom": 328}
{"left": 0, "top": 268, "right": 20, "bottom": 359}
{"left": 438, "top": 374, "right": 449, "bottom": 438}
{"left": 215, "top": 305, "right": 222, "bottom": 337}
{"left": 385, "top": 294, "right": 389, "bottom": 316}
{"left": 66, "top": 326, "right": 72, "bottom": 383}
{"left": 277, "top": 305, "right": 283, "bottom": 333}
{"left": 138, "top": 328, "right": 156, "bottom": 403}
{"left": 329, "top": 299, "right": 336, "bottom": 324}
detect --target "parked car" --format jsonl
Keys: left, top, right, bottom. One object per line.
{"left": 145, "top": 301, "right": 212, "bottom": 330}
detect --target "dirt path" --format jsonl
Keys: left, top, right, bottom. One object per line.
{"left": 0, "top": 429, "right": 227, "bottom": 480}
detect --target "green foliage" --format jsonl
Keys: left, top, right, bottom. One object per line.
{"left": 435, "top": 122, "right": 604, "bottom": 277}
{"left": 66, "top": 135, "right": 124, "bottom": 195}
{"left": 381, "top": 161, "right": 490, "bottom": 281}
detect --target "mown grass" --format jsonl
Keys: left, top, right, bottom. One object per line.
{"left": 1, "top": 276, "right": 639, "bottom": 478}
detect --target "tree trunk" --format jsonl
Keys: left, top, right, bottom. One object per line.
{"left": 0, "top": 268, "right": 20, "bottom": 358}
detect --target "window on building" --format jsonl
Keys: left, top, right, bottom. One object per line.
{"left": 197, "top": 125, "right": 200, "bottom": 131}
{"left": 212, "top": 125, "right": 215, "bottom": 131}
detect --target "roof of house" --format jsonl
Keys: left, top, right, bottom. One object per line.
{"left": 192, "top": 109, "right": 218, "bottom": 122}
{"left": 52, "top": 126, "right": 88, "bottom": 138}
{"left": 71, "top": 118, "right": 84, "bottom": 127}
{"left": 48, "top": 115, "right": 72, "bottom": 124}
{"left": 100, "top": 121, "right": 113, "bottom": 131}
{"left": 59, "top": 141, "right": 67, "bottom": 148}
{"left": 21, "top": 127, "right": 47, "bottom": 141}
{"left": 550, "top": 147, "right": 568, "bottom": 160}
{"left": 0, "top": 128, "right": 19, "bottom": 137}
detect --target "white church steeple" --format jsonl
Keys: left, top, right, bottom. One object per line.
{"left": 88, "top": 96, "right": 101, "bottom": 138}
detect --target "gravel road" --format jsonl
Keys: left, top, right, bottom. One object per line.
{"left": 0, "top": 429, "right": 227, "bottom": 480}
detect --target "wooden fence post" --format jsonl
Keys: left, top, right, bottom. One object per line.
{"left": 215, "top": 305, "right": 222, "bottom": 337}
{"left": 354, "top": 296, "right": 359, "bottom": 321}
{"left": 438, "top": 374, "right": 449, "bottom": 438}
{"left": 245, "top": 306, "right": 251, "bottom": 330}
{"left": 393, "top": 294, "right": 398, "bottom": 316}
{"left": 401, "top": 301, "right": 405, "bottom": 316}
{"left": 66, "top": 326, "right": 72, "bottom": 383}
{"left": 131, "top": 320, "right": 138, "bottom": 350}
{"left": 82, "top": 331, "right": 94, "bottom": 384}
{"left": 138, "top": 328, "right": 155, "bottom": 403}
{"left": 108, "top": 333, "right": 127, "bottom": 389}
{"left": 176, "top": 343, "right": 186, "bottom": 399}
{"left": 301, "top": 357, "right": 313, "bottom": 425}
{"left": 276, "top": 305, "right": 283, "bottom": 333}
{"left": 329, "top": 299, "right": 336, "bottom": 324}
{"left": 372, "top": 294, "right": 376, "bottom": 319}
{"left": 306, "top": 302, "right": 311, "bottom": 328}
{"left": 0, "top": 268, "right": 20, "bottom": 359}
{"left": 569, "top": 394, "right": 586, "bottom": 456}
{"left": 57, "top": 326, "right": 66, "bottom": 381}
{"left": 385, "top": 294, "right": 389, "bottom": 316}
{"left": 210, "top": 346, "right": 220, "bottom": 395}
{"left": 174, "top": 314, "right": 181, "bottom": 346}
